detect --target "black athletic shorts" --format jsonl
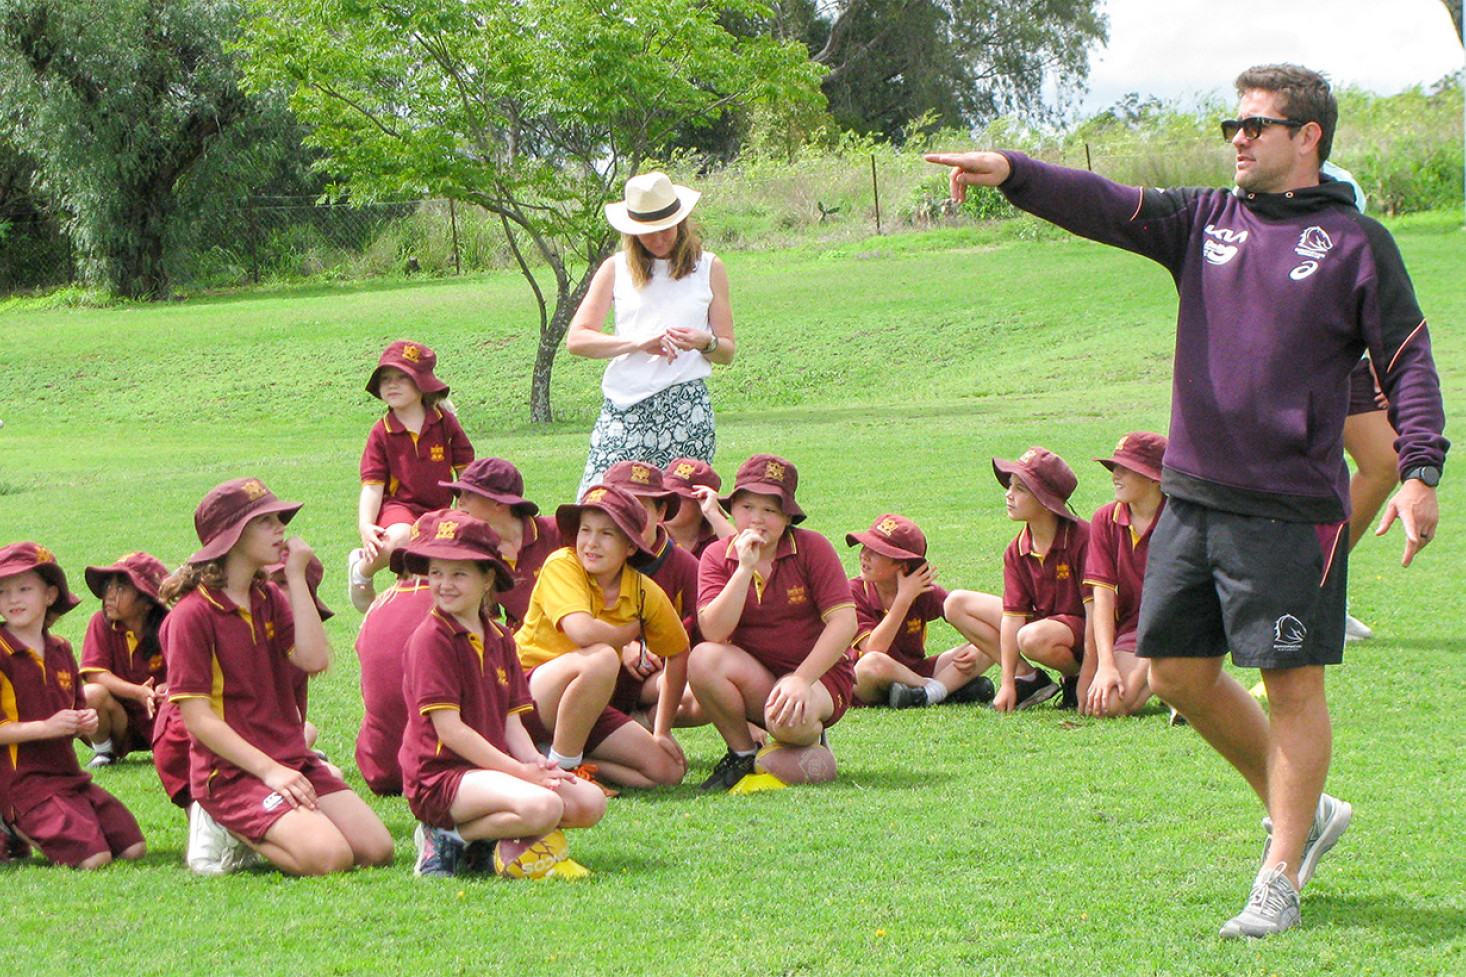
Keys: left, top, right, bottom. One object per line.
{"left": 1136, "top": 497, "right": 1347, "bottom": 669}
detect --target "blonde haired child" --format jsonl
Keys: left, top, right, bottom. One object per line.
{"left": 349, "top": 340, "right": 474, "bottom": 611}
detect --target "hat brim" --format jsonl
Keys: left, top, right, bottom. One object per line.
{"left": 605, "top": 186, "right": 701, "bottom": 235}
{"left": 719, "top": 485, "right": 806, "bottom": 525}
{"left": 366, "top": 362, "right": 450, "bottom": 399}
{"left": 438, "top": 479, "right": 539, "bottom": 516}
{"left": 992, "top": 459, "right": 1075, "bottom": 522}
{"left": 188, "top": 500, "right": 302, "bottom": 564}
{"left": 401, "top": 544, "right": 516, "bottom": 592}
{"left": 84, "top": 562, "right": 166, "bottom": 606}
{"left": 844, "top": 530, "right": 923, "bottom": 561}
{"left": 1096, "top": 455, "right": 1164, "bottom": 482}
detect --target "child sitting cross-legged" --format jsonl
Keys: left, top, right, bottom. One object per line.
{"left": 399, "top": 510, "right": 606, "bottom": 879}
{"left": 847, "top": 514, "right": 1002, "bottom": 709}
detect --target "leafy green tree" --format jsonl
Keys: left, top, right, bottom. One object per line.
{"left": 239, "top": 0, "right": 822, "bottom": 422}
{"left": 807, "top": 0, "right": 1107, "bottom": 141}
{"left": 0, "top": 0, "right": 253, "bottom": 299}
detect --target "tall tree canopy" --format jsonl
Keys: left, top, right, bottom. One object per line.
{"left": 239, "top": 0, "right": 822, "bottom": 421}
{"left": 0, "top": 0, "right": 252, "bottom": 299}
{"left": 806, "top": 0, "right": 1107, "bottom": 141}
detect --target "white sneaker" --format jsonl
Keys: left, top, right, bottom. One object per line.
{"left": 1344, "top": 611, "right": 1374, "bottom": 641}
{"left": 1219, "top": 863, "right": 1301, "bottom": 938}
{"left": 347, "top": 548, "right": 376, "bottom": 613}
{"left": 1260, "top": 792, "right": 1352, "bottom": 888}
{"left": 186, "top": 802, "right": 259, "bottom": 875}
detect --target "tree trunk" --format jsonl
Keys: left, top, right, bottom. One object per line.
{"left": 106, "top": 186, "right": 171, "bottom": 300}
{"left": 528, "top": 263, "right": 602, "bottom": 423}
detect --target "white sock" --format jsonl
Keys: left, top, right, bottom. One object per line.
{"left": 733, "top": 747, "right": 757, "bottom": 758}
{"left": 92, "top": 738, "right": 114, "bottom": 754}
{"left": 922, "top": 680, "right": 948, "bottom": 704}
{"left": 547, "top": 749, "right": 582, "bottom": 770}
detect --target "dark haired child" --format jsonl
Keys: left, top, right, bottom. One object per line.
{"left": 661, "top": 457, "right": 735, "bottom": 558}
{"left": 991, "top": 448, "right": 1090, "bottom": 712}
{"left": 691, "top": 454, "right": 857, "bottom": 791}
{"left": 165, "top": 478, "right": 393, "bottom": 876}
{"left": 1080, "top": 433, "right": 1168, "bottom": 717}
{"left": 400, "top": 509, "right": 605, "bottom": 879}
{"left": 80, "top": 552, "right": 171, "bottom": 767}
{"left": 0, "top": 543, "right": 146, "bottom": 869}
{"left": 350, "top": 340, "right": 475, "bottom": 611}
{"left": 515, "top": 485, "right": 690, "bottom": 790}
{"left": 847, "top": 514, "right": 1001, "bottom": 709}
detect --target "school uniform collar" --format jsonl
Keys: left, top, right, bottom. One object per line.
{"left": 0, "top": 625, "right": 38, "bottom": 658}
{"left": 639, "top": 527, "right": 675, "bottom": 576}
{"left": 381, "top": 405, "right": 444, "bottom": 435}
{"left": 1017, "top": 520, "right": 1073, "bottom": 558}
{"left": 1110, "top": 498, "right": 1165, "bottom": 540}
{"left": 197, "top": 581, "right": 268, "bottom": 615}
{"left": 428, "top": 605, "right": 492, "bottom": 637}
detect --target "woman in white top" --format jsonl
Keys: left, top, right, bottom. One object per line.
{"left": 567, "top": 172, "right": 736, "bottom": 497}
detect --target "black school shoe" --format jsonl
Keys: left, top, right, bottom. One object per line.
{"left": 1056, "top": 675, "right": 1079, "bottom": 710}
{"left": 887, "top": 682, "right": 928, "bottom": 709}
{"left": 698, "top": 750, "right": 757, "bottom": 791}
{"left": 1013, "top": 669, "right": 1059, "bottom": 709}
{"left": 945, "top": 675, "right": 996, "bottom": 705}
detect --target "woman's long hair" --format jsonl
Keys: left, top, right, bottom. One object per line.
{"left": 623, "top": 220, "right": 702, "bottom": 289}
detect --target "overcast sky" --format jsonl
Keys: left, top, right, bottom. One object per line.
{"left": 1078, "top": 0, "right": 1465, "bottom": 112}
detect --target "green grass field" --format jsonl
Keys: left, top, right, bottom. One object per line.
{"left": 0, "top": 211, "right": 1462, "bottom": 976}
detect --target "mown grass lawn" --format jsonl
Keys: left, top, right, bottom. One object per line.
{"left": 0, "top": 213, "right": 1461, "bottom": 976}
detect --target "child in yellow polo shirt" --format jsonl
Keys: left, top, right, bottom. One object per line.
{"left": 515, "top": 485, "right": 690, "bottom": 790}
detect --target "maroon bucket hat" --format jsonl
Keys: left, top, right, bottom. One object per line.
{"left": 0, "top": 542, "right": 82, "bottom": 619}
{"left": 663, "top": 457, "right": 722, "bottom": 497}
{"left": 400, "top": 509, "right": 515, "bottom": 591}
{"left": 556, "top": 485, "right": 655, "bottom": 564}
{"left": 846, "top": 514, "right": 927, "bottom": 561}
{"left": 189, "top": 478, "right": 303, "bottom": 564}
{"left": 720, "top": 454, "right": 806, "bottom": 524}
{"left": 992, "top": 447, "right": 1078, "bottom": 521}
{"left": 366, "top": 340, "right": 450, "bottom": 399}
{"left": 1096, "top": 431, "right": 1168, "bottom": 482}
{"left": 85, "top": 552, "right": 169, "bottom": 607}
{"left": 264, "top": 554, "right": 335, "bottom": 622}
{"left": 439, "top": 457, "right": 539, "bottom": 515}
{"left": 602, "top": 460, "right": 680, "bottom": 507}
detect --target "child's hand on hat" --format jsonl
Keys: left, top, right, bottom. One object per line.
{"left": 692, "top": 486, "right": 722, "bottom": 517}
{"left": 894, "top": 563, "right": 937, "bottom": 604}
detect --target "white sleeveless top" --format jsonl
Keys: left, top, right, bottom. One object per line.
{"left": 600, "top": 251, "right": 715, "bottom": 408}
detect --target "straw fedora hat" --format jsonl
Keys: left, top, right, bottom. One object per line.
{"left": 604, "top": 172, "right": 701, "bottom": 234}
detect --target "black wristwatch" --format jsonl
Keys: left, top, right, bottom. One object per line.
{"left": 1401, "top": 465, "right": 1441, "bottom": 487}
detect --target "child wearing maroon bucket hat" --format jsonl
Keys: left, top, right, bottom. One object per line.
{"left": 600, "top": 460, "right": 704, "bottom": 725}
{"left": 440, "top": 457, "right": 562, "bottom": 630}
{"left": 661, "top": 457, "right": 735, "bottom": 558}
{"left": 398, "top": 510, "right": 606, "bottom": 879}
{"left": 162, "top": 478, "right": 393, "bottom": 876}
{"left": 691, "top": 454, "right": 857, "bottom": 791}
{"left": 514, "top": 485, "right": 691, "bottom": 792}
{"left": 350, "top": 340, "right": 475, "bottom": 613}
{"left": 0, "top": 542, "right": 147, "bottom": 869}
{"left": 991, "top": 447, "right": 1091, "bottom": 712}
{"left": 1080, "top": 432, "right": 1168, "bottom": 718}
{"left": 846, "top": 514, "right": 1003, "bottom": 710}
{"left": 79, "top": 551, "right": 171, "bottom": 768}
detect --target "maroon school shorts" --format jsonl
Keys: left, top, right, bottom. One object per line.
{"left": 377, "top": 501, "right": 423, "bottom": 528}
{"left": 405, "top": 767, "right": 468, "bottom": 830}
{"left": 14, "top": 782, "right": 144, "bottom": 868}
{"left": 151, "top": 699, "right": 192, "bottom": 808}
{"left": 197, "top": 756, "right": 349, "bottom": 843}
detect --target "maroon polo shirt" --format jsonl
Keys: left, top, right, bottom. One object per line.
{"left": 697, "top": 527, "right": 856, "bottom": 675}
{"left": 645, "top": 527, "right": 702, "bottom": 642}
{"left": 1001, "top": 519, "right": 1091, "bottom": 620}
{"left": 360, "top": 406, "right": 474, "bottom": 515}
{"left": 498, "top": 515, "right": 563, "bottom": 630}
{"left": 80, "top": 610, "right": 166, "bottom": 690}
{"left": 0, "top": 627, "right": 90, "bottom": 817}
{"left": 399, "top": 608, "right": 532, "bottom": 788}
{"left": 166, "top": 582, "right": 312, "bottom": 786}
{"left": 850, "top": 579, "right": 950, "bottom": 672}
{"left": 353, "top": 578, "right": 435, "bottom": 793}
{"left": 1084, "top": 499, "right": 1165, "bottom": 640}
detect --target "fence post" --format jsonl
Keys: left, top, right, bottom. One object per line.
{"left": 448, "top": 198, "right": 462, "bottom": 275}
{"left": 246, "top": 199, "right": 260, "bottom": 285}
{"left": 870, "top": 154, "right": 881, "bottom": 234}
{"left": 1085, "top": 143, "right": 1093, "bottom": 172}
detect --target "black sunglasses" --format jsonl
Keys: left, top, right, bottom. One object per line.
{"left": 1220, "top": 116, "right": 1306, "bottom": 141}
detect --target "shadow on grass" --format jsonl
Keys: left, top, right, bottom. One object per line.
{"left": 1310, "top": 892, "right": 1466, "bottom": 944}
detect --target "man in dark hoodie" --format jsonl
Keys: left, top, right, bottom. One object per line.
{"left": 928, "top": 64, "right": 1446, "bottom": 939}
